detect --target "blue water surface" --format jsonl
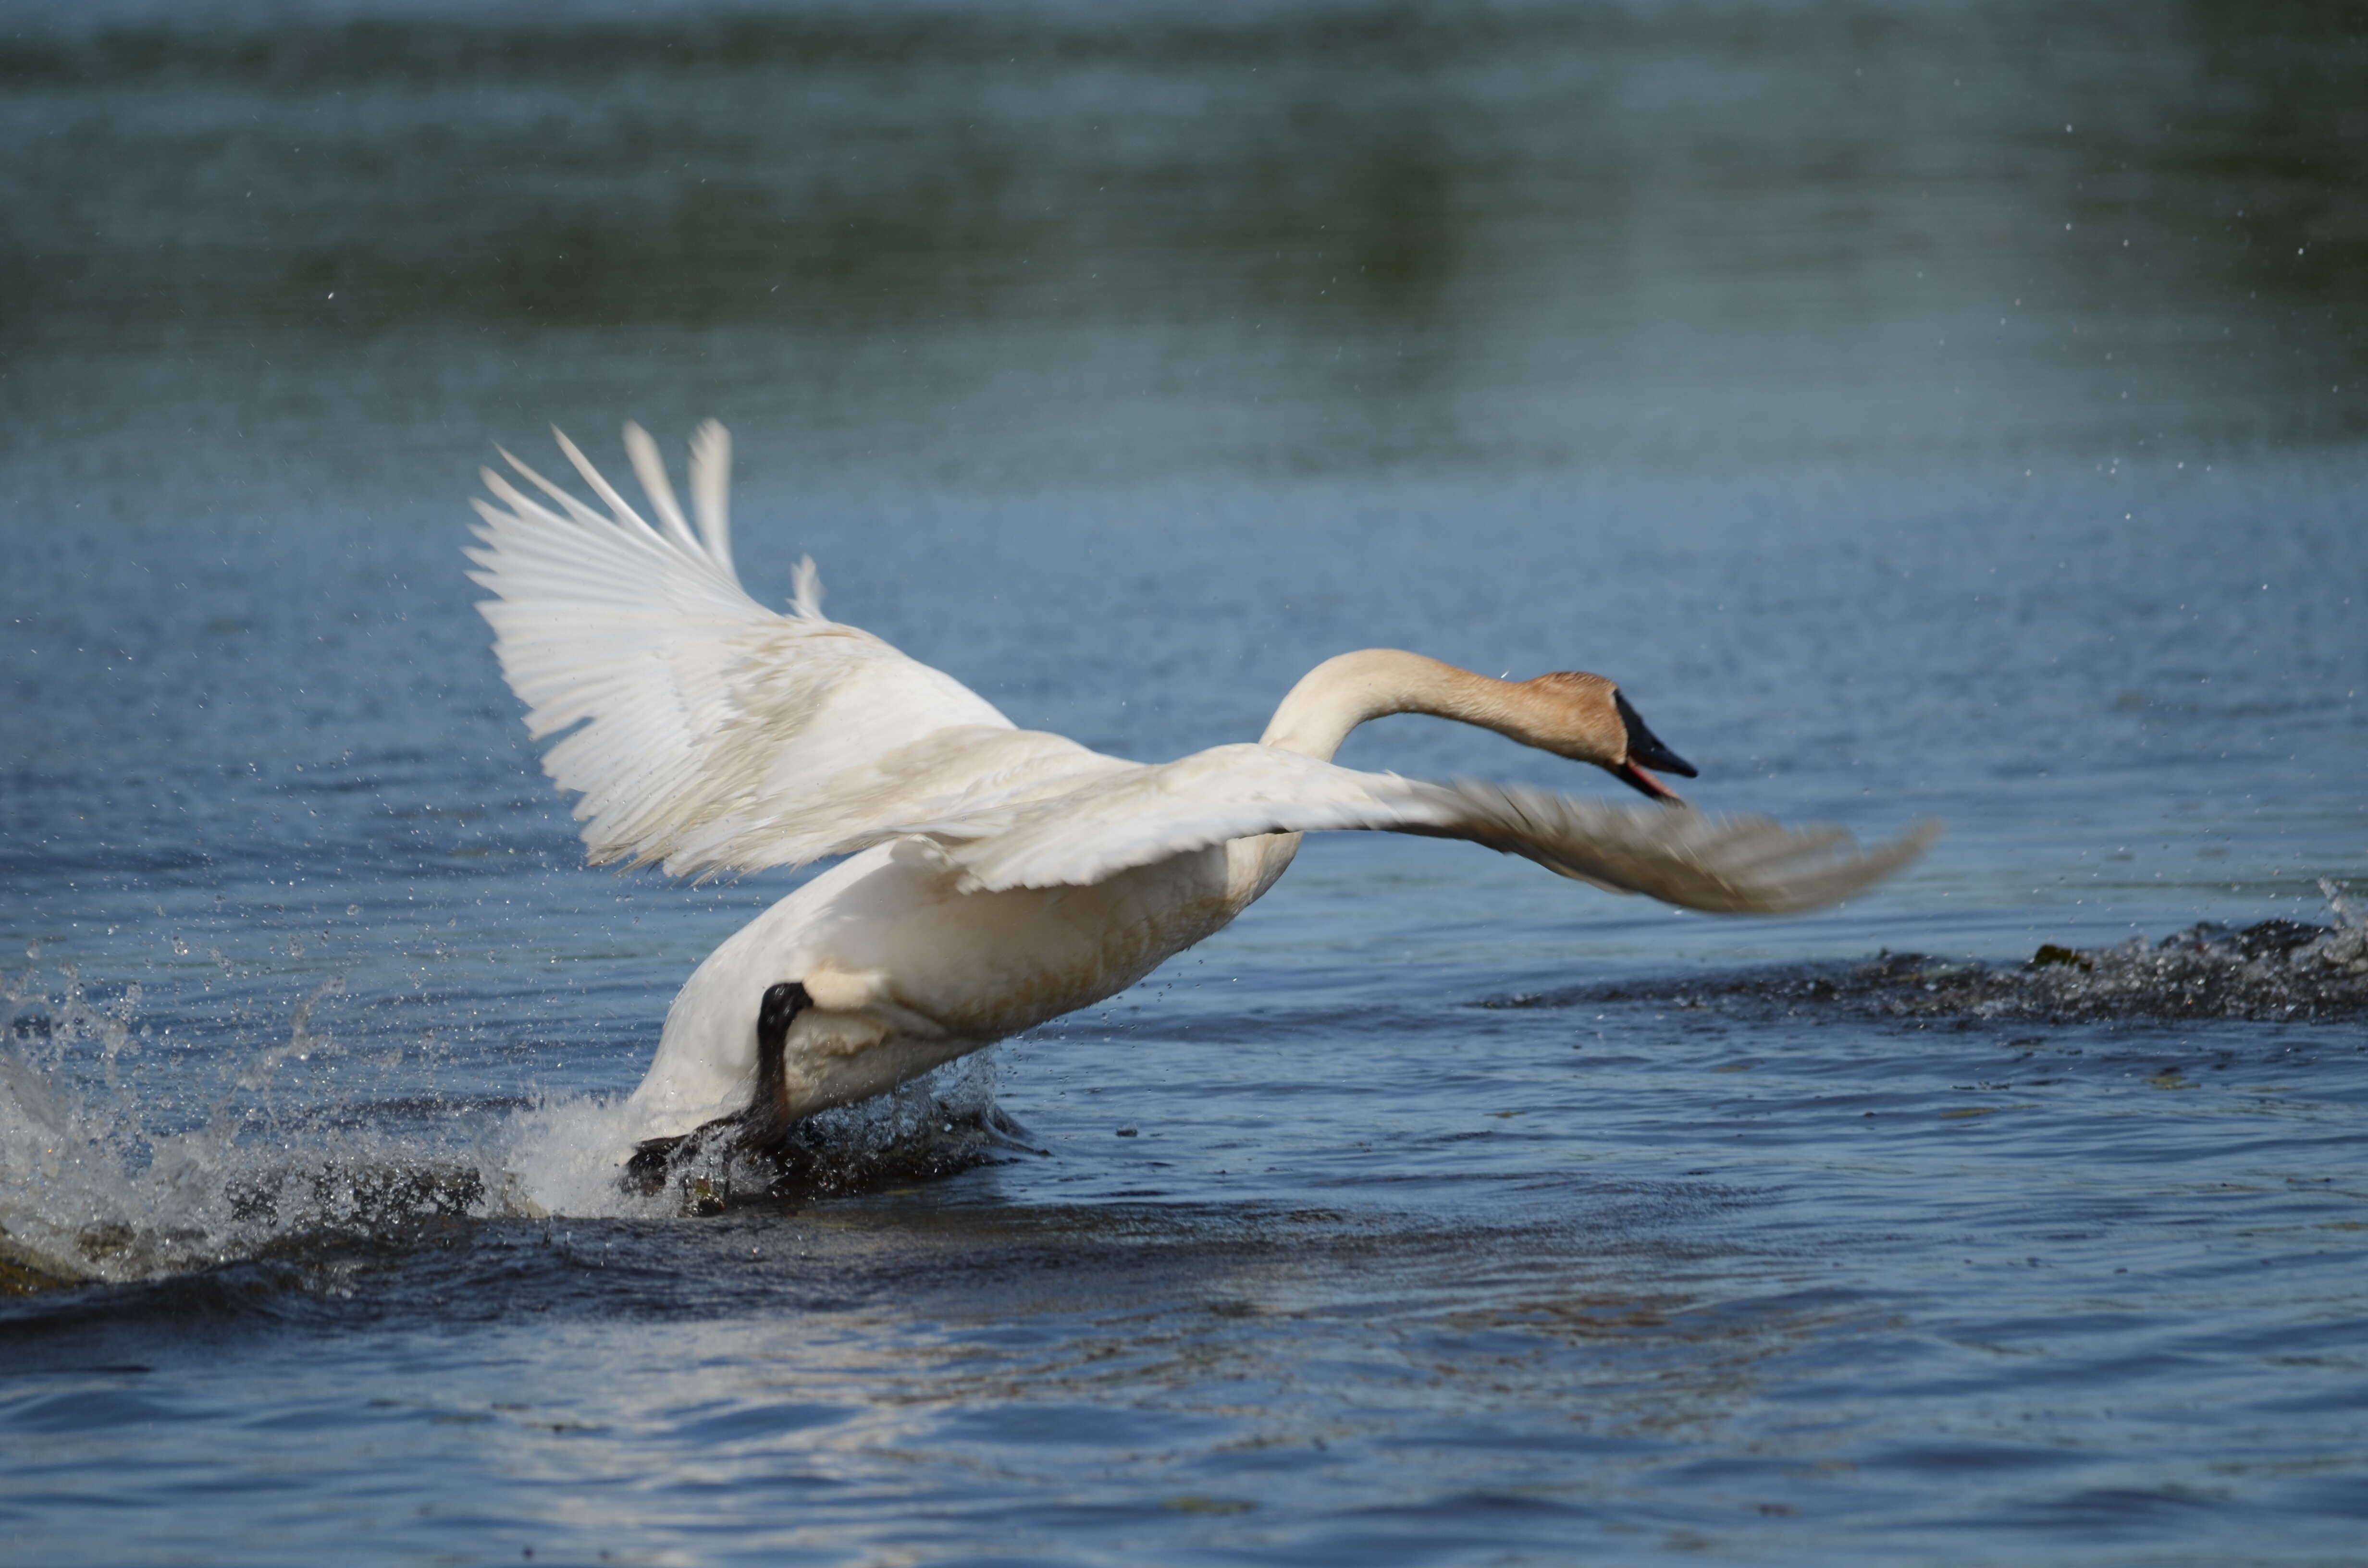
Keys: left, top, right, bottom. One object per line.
{"left": 3, "top": 2, "right": 2365, "bottom": 1563}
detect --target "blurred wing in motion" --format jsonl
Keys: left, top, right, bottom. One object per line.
{"left": 913, "top": 743, "right": 1936, "bottom": 914}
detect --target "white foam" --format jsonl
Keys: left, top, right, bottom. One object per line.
{"left": 0, "top": 956, "right": 1011, "bottom": 1288}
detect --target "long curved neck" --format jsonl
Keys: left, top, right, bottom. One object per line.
{"left": 1261, "top": 649, "right": 1542, "bottom": 762}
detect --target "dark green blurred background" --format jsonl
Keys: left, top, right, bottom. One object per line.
{"left": 4, "top": 0, "right": 2362, "bottom": 484}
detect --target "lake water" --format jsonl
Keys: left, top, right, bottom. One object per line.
{"left": 3, "top": 1, "right": 2366, "bottom": 1561}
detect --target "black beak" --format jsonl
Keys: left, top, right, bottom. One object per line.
{"left": 1612, "top": 691, "right": 1697, "bottom": 803}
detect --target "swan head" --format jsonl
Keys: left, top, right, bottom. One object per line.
{"left": 1521, "top": 672, "right": 1698, "bottom": 804}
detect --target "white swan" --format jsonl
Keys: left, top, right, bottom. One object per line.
{"left": 467, "top": 422, "right": 1935, "bottom": 1161}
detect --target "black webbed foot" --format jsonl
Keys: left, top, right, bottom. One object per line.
{"left": 623, "top": 981, "right": 811, "bottom": 1199}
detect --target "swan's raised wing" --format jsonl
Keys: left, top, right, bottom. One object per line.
{"left": 467, "top": 422, "right": 1111, "bottom": 877}
{"left": 922, "top": 744, "right": 1935, "bottom": 915}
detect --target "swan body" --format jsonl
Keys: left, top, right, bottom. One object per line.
{"left": 633, "top": 835, "right": 1288, "bottom": 1133}
{"left": 468, "top": 423, "right": 1936, "bottom": 1149}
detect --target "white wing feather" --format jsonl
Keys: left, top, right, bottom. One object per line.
{"left": 919, "top": 744, "right": 1937, "bottom": 915}
{"left": 467, "top": 422, "right": 1057, "bottom": 877}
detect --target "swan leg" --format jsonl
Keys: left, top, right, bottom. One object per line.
{"left": 622, "top": 980, "right": 812, "bottom": 1199}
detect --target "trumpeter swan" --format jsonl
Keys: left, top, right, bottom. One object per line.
{"left": 467, "top": 423, "right": 1934, "bottom": 1171}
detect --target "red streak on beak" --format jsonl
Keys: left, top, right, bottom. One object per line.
{"left": 1618, "top": 760, "right": 1687, "bottom": 805}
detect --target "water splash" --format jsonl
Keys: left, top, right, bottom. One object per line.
{"left": 1817, "top": 911, "right": 2367, "bottom": 1023}
{"left": 2320, "top": 875, "right": 2364, "bottom": 934}
{"left": 495, "top": 1049, "right": 1019, "bottom": 1221}
{"left": 1, "top": 961, "right": 475, "bottom": 1290}
{"left": 1485, "top": 880, "right": 2368, "bottom": 1024}
{"left": 0, "top": 957, "right": 1018, "bottom": 1293}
